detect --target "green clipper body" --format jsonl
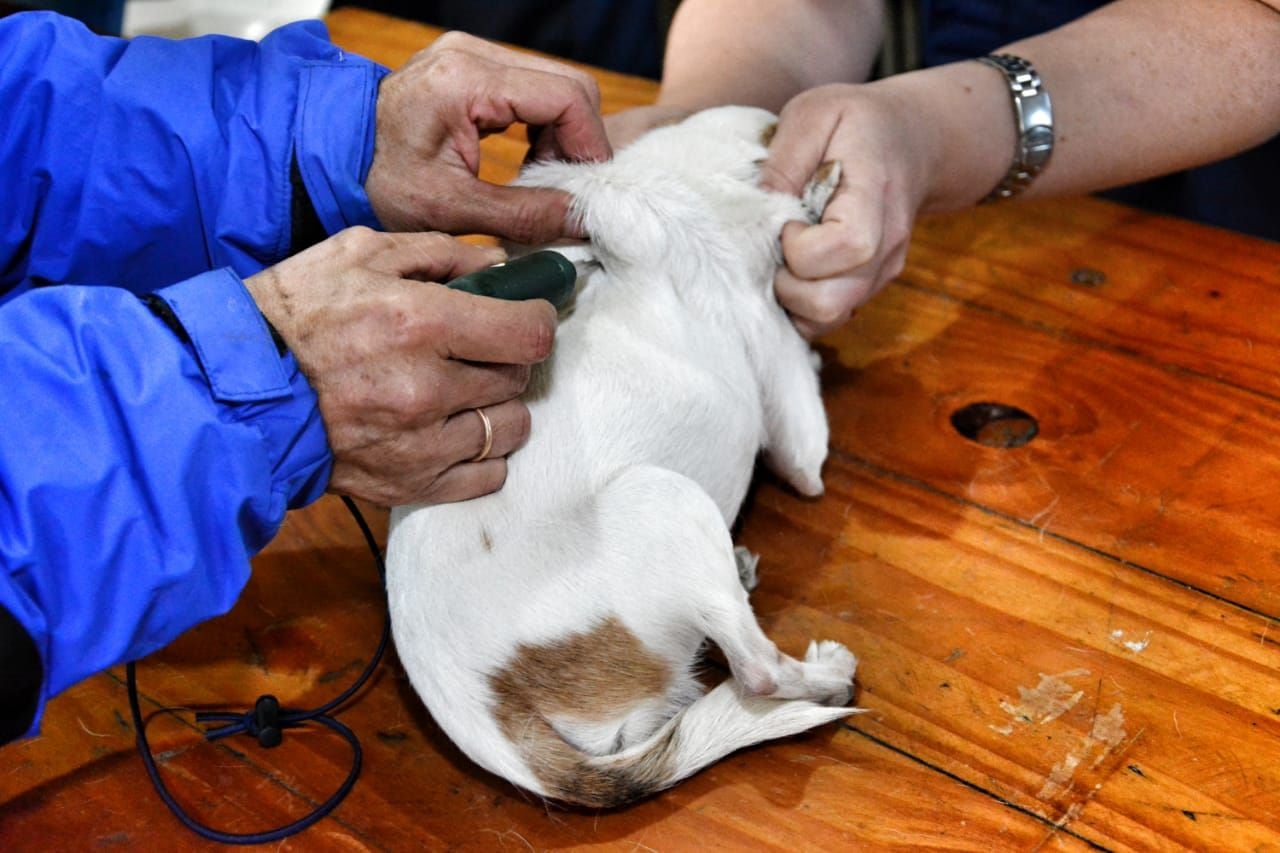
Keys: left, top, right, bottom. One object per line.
{"left": 444, "top": 250, "right": 578, "bottom": 309}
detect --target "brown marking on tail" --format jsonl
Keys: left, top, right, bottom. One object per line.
{"left": 488, "top": 616, "right": 678, "bottom": 807}
{"left": 760, "top": 122, "right": 778, "bottom": 147}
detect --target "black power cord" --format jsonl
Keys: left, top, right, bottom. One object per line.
{"left": 126, "top": 496, "right": 390, "bottom": 844}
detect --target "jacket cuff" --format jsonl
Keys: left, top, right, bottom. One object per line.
{"left": 153, "top": 269, "right": 332, "bottom": 508}
{"left": 294, "top": 57, "right": 389, "bottom": 236}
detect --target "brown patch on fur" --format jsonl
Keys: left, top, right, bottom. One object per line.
{"left": 813, "top": 160, "right": 838, "bottom": 184}
{"left": 488, "top": 617, "right": 677, "bottom": 807}
{"left": 760, "top": 122, "right": 778, "bottom": 147}
{"left": 480, "top": 528, "right": 493, "bottom": 551}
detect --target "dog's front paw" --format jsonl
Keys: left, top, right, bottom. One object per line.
{"left": 803, "top": 640, "right": 858, "bottom": 706}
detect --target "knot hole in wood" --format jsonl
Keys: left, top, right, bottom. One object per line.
{"left": 950, "top": 402, "right": 1039, "bottom": 449}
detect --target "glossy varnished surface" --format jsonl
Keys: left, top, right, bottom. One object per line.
{"left": 3, "top": 8, "right": 1278, "bottom": 850}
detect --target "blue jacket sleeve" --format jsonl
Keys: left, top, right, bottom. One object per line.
{"left": 0, "top": 271, "right": 332, "bottom": 737}
{"left": 0, "top": 11, "right": 388, "bottom": 292}
{"left": 0, "top": 13, "right": 390, "bottom": 737}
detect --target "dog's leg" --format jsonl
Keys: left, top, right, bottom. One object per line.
{"left": 577, "top": 465, "right": 853, "bottom": 714}
{"left": 515, "top": 465, "right": 856, "bottom": 807}
{"left": 701, "top": 588, "right": 856, "bottom": 707}
{"left": 750, "top": 315, "right": 830, "bottom": 496}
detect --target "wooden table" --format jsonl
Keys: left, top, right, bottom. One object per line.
{"left": 4, "top": 7, "right": 1279, "bottom": 850}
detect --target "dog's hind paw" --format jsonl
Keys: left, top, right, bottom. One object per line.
{"left": 802, "top": 160, "right": 842, "bottom": 222}
{"left": 803, "top": 640, "right": 858, "bottom": 706}
{"left": 733, "top": 547, "right": 761, "bottom": 592}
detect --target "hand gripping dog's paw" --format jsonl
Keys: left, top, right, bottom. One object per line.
{"left": 804, "top": 640, "right": 858, "bottom": 706}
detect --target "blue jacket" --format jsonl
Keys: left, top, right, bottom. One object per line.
{"left": 0, "top": 12, "right": 388, "bottom": 738}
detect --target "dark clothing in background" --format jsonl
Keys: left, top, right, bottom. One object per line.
{"left": 331, "top": 0, "right": 666, "bottom": 78}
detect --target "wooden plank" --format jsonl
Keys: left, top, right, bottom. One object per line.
{"left": 735, "top": 460, "right": 1280, "bottom": 851}
{"left": 2, "top": 497, "right": 1090, "bottom": 850}
{"left": 821, "top": 280, "right": 1280, "bottom": 617}
{"left": 0, "top": 501, "right": 390, "bottom": 850}
{"left": 907, "top": 198, "right": 1280, "bottom": 397}
{"left": 285, "top": 655, "right": 1097, "bottom": 852}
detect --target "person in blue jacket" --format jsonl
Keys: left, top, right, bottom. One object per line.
{"left": 607, "top": 0, "right": 1280, "bottom": 338}
{"left": 0, "top": 13, "right": 611, "bottom": 743}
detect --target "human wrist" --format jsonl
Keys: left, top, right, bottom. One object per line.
{"left": 868, "top": 62, "right": 1017, "bottom": 214}
{"left": 974, "top": 54, "right": 1054, "bottom": 202}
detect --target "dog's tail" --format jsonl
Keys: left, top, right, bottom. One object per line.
{"left": 534, "top": 681, "right": 860, "bottom": 808}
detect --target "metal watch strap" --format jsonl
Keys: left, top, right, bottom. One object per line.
{"left": 977, "top": 53, "right": 1054, "bottom": 202}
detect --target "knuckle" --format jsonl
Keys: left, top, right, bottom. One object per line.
{"left": 434, "top": 30, "right": 468, "bottom": 49}
{"left": 481, "top": 460, "right": 508, "bottom": 495}
{"left": 577, "top": 73, "right": 601, "bottom": 104}
{"left": 807, "top": 286, "right": 855, "bottom": 327}
{"left": 423, "top": 48, "right": 473, "bottom": 87}
{"left": 336, "top": 225, "right": 380, "bottom": 259}
{"left": 884, "top": 252, "right": 907, "bottom": 282}
{"left": 505, "top": 363, "right": 533, "bottom": 394}
{"left": 343, "top": 224, "right": 376, "bottom": 243}
{"left": 828, "top": 229, "right": 878, "bottom": 268}
{"left": 525, "top": 304, "right": 557, "bottom": 360}
{"left": 387, "top": 292, "right": 445, "bottom": 344}
{"left": 506, "top": 200, "right": 556, "bottom": 245}
{"left": 411, "top": 231, "right": 457, "bottom": 265}
{"left": 385, "top": 375, "right": 426, "bottom": 420}
{"left": 421, "top": 230, "right": 454, "bottom": 250}
{"left": 373, "top": 369, "right": 442, "bottom": 424}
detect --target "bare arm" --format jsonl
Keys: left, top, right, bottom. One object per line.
{"left": 657, "top": 0, "right": 883, "bottom": 111}
{"left": 605, "top": 0, "right": 882, "bottom": 144}
{"left": 903, "top": 0, "right": 1280, "bottom": 211}
{"left": 763, "top": 0, "right": 1280, "bottom": 336}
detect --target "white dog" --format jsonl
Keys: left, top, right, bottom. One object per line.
{"left": 386, "top": 106, "right": 858, "bottom": 808}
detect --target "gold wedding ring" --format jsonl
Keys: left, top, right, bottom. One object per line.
{"left": 471, "top": 407, "right": 494, "bottom": 462}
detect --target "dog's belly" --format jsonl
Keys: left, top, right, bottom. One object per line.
{"left": 515, "top": 297, "right": 763, "bottom": 520}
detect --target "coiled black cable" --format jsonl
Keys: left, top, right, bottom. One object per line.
{"left": 126, "top": 496, "right": 389, "bottom": 844}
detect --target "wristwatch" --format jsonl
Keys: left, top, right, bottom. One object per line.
{"left": 977, "top": 53, "right": 1054, "bottom": 202}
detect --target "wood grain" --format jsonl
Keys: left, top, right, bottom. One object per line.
{"left": 4, "top": 7, "right": 1278, "bottom": 851}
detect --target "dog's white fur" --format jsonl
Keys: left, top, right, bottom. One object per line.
{"left": 386, "top": 107, "right": 858, "bottom": 808}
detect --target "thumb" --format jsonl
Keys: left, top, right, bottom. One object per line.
{"left": 759, "top": 107, "right": 833, "bottom": 198}
{"left": 447, "top": 181, "right": 586, "bottom": 244}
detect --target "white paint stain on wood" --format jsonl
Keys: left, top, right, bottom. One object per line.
{"left": 1038, "top": 703, "right": 1128, "bottom": 800}
{"left": 991, "top": 669, "right": 1090, "bottom": 734}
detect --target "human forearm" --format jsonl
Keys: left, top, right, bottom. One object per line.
{"left": 889, "top": 0, "right": 1280, "bottom": 212}
{"left": 0, "top": 271, "right": 330, "bottom": 736}
{"left": 657, "top": 0, "right": 883, "bottom": 112}
{"left": 0, "top": 13, "right": 387, "bottom": 291}
{"left": 761, "top": 0, "right": 1280, "bottom": 337}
